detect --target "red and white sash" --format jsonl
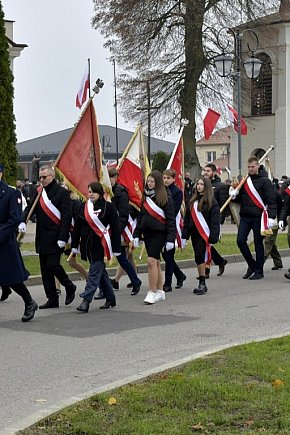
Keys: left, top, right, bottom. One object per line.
{"left": 244, "top": 178, "right": 270, "bottom": 234}
{"left": 190, "top": 200, "right": 211, "bottom": 265}
{"left": 175, "top": 211, "right": 184, "bottom": 249}
{"left": 84, "top": 200, "right": 113, "bottom": 261}
{"left": 38, "top": 186, "right": 61, "bottom": 226}
{"left": 121, "top": 214, "right": 137, "bottom": 244}
{"left": 143, "top": 197, "right": 166, "bottom": 224}
{"left": 285, "top": 186, "right": 290, "bottom": 197}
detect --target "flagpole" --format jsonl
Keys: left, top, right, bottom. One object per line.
{"left": 167, "top": 119, "right": 188, "bottom": 169}
{"left": 113, "top": 59, "right": 119, "bottom": 163}
{"left": 88, "top": 58, "right": 91, "bottom": 98}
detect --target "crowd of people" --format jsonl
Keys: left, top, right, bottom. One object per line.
{"left": 1, "top": 158, "right": 290, "bottom": 322}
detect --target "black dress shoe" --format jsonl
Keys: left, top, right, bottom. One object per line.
{"left": 0, "top": 287, "right": 12, "bottom": 302}
{"left": 175, "top": 274, "right": 186, "bottom": 289}
{"left": 284, "top": 272, "right": 290, "bottom": 280}
{"left": 110, "top": 279, "right": 119, "bottom": 290}
{"left": 242, "top": 268, "right": 255, "bottom": 279}
{"left": 217, "top": 259, "right": 228, "bottom": 276}
{"left": 193, "top": 283, "right": 208, "bottom": 295}
{"left": 39, "top": 299, "right": 59, "bottom": 309}
{"left": 65, "top": 284, "right": 76, "bottom": 305}
{"left": 272, "top": 265, "right": 283, "bottom": 270}
{"left": 131, "top": 286, "right": 140, "bottom": 296}
{"left": 249, "top": 273, "right": 264, "bottom": 280}
{"left": 22, "top": 299, "right": 38, "bottom": 322}
{"left": 76, "top": 299, "right": 90, "bottom": 313}
{"left": 163, "top": 285, "right": 172, "bottom": 292}
{"left": 94, "top": 292, "right": 105, "bottom": 300}
{"left": 100, "top": 300, "right": 116, "bottom": 309}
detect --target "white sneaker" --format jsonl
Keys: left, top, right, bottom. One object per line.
{"left": 144, "top": 291, "right": 156, "bottom": 304}
{"left": 155, "top": 290, "right": 165, "bottom": 302}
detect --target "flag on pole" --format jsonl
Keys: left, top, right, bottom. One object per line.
{"left": 54, "top": 99, "right": 102, "bottom": 200}
{"left": 203, "top": 108, "right": 221, "bottom": 140}
{"left": 76, "top": 63, "right": 90, "bottom": 109}
{"left": 166, "top": 127, "right": 184, "bottom": 194}
{"left": 117, "top": 124, "right": 149, "bottom": 210}
{"left": 226, "top": 103, "right": 247, "bottom": 135}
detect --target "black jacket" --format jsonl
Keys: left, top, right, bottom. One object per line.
{"left": 134, "top": 194, "right": 176, "bottom": 244}
{"left": 167, "top": 183, "right": 183, "bottom": 217}
{"left": 71, "top": 197, "right": 121, "bottom": 262}
{"left": 111, "top": 183, "right": 129, "bottom": 233}
{"left": 23, "top": 179, "right": 72, "bottom": 254}
{"left": 182, "top": 196, "right": 220, "bottom": 244}
{"left": 211, "top": 175, "right": 229, "bottom": 223}
{"left": 279, "top": 191, "right": 290, "bottom": 224}
{"left": 234, "top": 173, "right": 277, "bottom": 219}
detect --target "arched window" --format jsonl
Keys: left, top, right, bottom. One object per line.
{"left": 251, "top": 53, "right": 272, "bottom": 116}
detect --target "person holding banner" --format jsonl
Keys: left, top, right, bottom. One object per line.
{"left": 182, "top": 177, "right": 220, "bottom": 295}
{"left": 229, "top": 156, "right": 277, "bottom": 280}
{"left": 19, "top": 165, "right": 76, "bottom": 308}
{"left": 71, "top": 182, "right": 121, "bottom": 312}
{"left": 133, "top": 170, "right": 176, "bottom": 305}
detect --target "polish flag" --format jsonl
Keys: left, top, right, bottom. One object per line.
{"left": 203, "top": 108, "right": 221, "bottom": 140}
{"left": 76, "top": 63, "right": 90, "bottom": 109}
{"left": 226, "top": 103, "right": 247, "bottom": 135}
{"left": 167, "top": 129, "right": 184, "bottom": 194}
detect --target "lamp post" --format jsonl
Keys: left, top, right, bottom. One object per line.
{"left": 213, "top": 28, "right": 263, "bottom": 175}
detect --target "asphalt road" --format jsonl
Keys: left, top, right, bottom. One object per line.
{"left": 1, "top": 257, "right": 290, "bottom": 434}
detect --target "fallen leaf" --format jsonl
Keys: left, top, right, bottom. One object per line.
{"left": 108, "top": 396, "right": 117, "bottom": 405}
{"left": 245, "top": 419, "right": 254, "bottom": 426}
{"left": 191, "top": 422, "right": 204, "bottom": 431}
{"left": 272, "top": 379, "right": 285, "bottom": 387}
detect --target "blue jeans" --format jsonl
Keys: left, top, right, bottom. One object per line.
{"left": 237, "top": 216, "right": 264, "bottom": 275}
{"left": 117, "top": 245, "right": 141, "bottom": 288}
{"left": 79, "top": 261, "right": 115, "bottom": 303}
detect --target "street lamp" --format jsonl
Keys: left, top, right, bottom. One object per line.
{"left": 213, "top": 28, "right": 263, "bottom": 175}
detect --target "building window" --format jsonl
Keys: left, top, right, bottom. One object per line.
{"left": 206, "top": 151, "right": 216, "bottom": 162}
{"left": 251, "top": 53, "right": 272, "bottom": 116}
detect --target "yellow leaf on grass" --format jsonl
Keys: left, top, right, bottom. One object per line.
{"left": 108, "top": 396, "right": 117, "bottom": 405}
{"left": 191, "top": 422, "right": 204, "bottom": 431}
{"left": 272, "top": 379, "right": 285, "bottom": 387}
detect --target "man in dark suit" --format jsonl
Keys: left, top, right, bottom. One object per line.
{"left": 0, "top": 163, "right": 37, "bottom": 321}
{"left": 19, "top": 165, "right": 76, "bottom": 308}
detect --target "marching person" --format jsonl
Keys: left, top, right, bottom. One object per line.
{"left": 230, "top": 156, "right": 277, "bottom": 280}
{"left": 184, "top": 171, "right": 194, "bottom": 207}
{"left": 133, "top": 170, "right": 176, "bottom": 305}
{"left": 71, "top": 181, "right": 121, "bottom": 312}
{"left": 264, "top": 186, "right": 283, "bottom": 271}
{"left": 107, "top": 168, "right": 142, "bottom": 295}
{"left": 19, "top": 165, "right": 76, "bottom": 308}
{"left": 279, "top": 181, "right": 290, "bottom": 280}
{"left": 162, "top": 168, "right": 186, "bottom": 292}
{"left": 182, "top": 177, "right": 220, "bottom": 295}
{"left": 0, "top": 163, "right": 37, "bottom": 321}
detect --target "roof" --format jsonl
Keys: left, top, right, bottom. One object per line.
{"left": 196, "top": 126, "right": 231, "bottom": 146}
{"left": 236, "top": 4, "right": 290, "bottom": 30}
{"left": 6, "top": 36, "right": 27, "bottom": 49}
{"left": 17, "top": 124, "right": 175, "bottom": 156}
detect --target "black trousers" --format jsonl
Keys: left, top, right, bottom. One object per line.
{"left": 9, "top": 282, "right": 31, "bottom": 303}
{"left": 162, "top": 247, "right": 184, "bottom": 286}
{"left": 39, "top": 252, "right": 73, "bottom": 301}
{"left": 211, "top": 246, "right": 224, "bottom": 266}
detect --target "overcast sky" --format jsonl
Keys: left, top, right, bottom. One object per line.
{"left": 3, "top": 0, "right": 137, "bottom": 143}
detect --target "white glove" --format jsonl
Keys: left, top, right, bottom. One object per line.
{"left": 268, "top": 218, "right": 277, "bottom": 229}
{"left": 71, "top": 247, "right": 79, "bottom": 254}
{"left": 113, "top": 252, "right": 121, "bottom": 257}
{"left": 229, "top": 188, "right": 239, "bottom": 199}
{"left": 165, "top": 242, "right": 175, "bottom": 251}
{"left": 18, "top": 222, "right": 27, "bottom": 233}
{"left": 133, "top": 238, "right": 139, "bottom": 248}
{"left": 278, "top": 220, "right": 285, "bottom": 230}
{"left": 181, "top": 239, "right": 187, "bottom": 249}
{"left": 57, "top": 240, "right": 66, "bottom": 249}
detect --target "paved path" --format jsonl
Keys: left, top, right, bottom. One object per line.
{"left": 1, "top": 257, "right": 290, "bottom": 434}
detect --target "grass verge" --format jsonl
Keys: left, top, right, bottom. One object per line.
{"left": 19, "top": 336, "right": 290, "bottom": 434}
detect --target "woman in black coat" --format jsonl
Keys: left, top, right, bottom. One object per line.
{"left": 182, "top": 177, "right": 220, "bottom": 295}
{"left": 133, "top": 170, "right": 176, "bottom": 305}
{"left": 71, "top": 181, "right": 121, "bottom": 312}
{"left": 0, "top": 166, "right": 37, "bottom": 322}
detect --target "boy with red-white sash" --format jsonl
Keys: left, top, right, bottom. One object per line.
{"left": 71, "top": 182, "right": 121, "bottom": 313}
{"left": 182, "top": 177, "right": 220, "bottom": 295}
{"left": 229, "top": 156, "right": 277, "bottom": 280}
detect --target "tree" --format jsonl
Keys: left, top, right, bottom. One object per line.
{"left": 152, "top": 150, "right": 170, "bottom": 172}
{"left": 92, "top": 0, "right": 279, "bottom": 176}
{"left": 0, "top": 1, "right": 18, "bottom": 184}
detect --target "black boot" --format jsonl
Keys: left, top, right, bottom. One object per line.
{"left": 76, "top": 299, "right": 90, "bottom": 313}
{"left": 99, "top": 300, "right": 116, "bottom": 309}
{"left": 65, "top": 284, "right": 76, "bottom": 305}
{"left": 22, "top": 299, "right": 38, "bottom": 322}
{"left": 1, "top": 286, "right": 12, "bottom": 302}
{"left": 39, "top": 299, "right": 59, "bottom": 309}
{"left": 193, "top": 277, "right": 208, "bottom": 295}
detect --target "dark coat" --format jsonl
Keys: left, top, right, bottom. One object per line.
{"left": 111, "top": 183, "right": 129, "bottom": 233}
{"left": 234, "top": 173, "right": 277, "bottom": 219}
{"left": 211, "top": 175, "right": 229, "bottom": 224}
{"left": 134, "top": 194, "right": 176, "bottom": 244}
{"left": 279, "top": 191, "right": 290, "bottom": 224}
{"left": 71, "top": 197, "right": 121, "bottom": 262}
{"left": 167, "top": 183, "right": 183, "bottom": 217}
{"left": 22, "top": 179, "right": 72, "bottom": 254}
{"left": 182, "top": 196, "right": 221, "bottom": 244}
{"left": 0, "top": 181, "right": 29, "bottom": 285}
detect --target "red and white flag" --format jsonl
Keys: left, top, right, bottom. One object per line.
{"left": 203, "top": 108, "right": 221, "bottom": 140}
{"left": 167, "top": 127, "right": 184, "bottom": 194}
{"left": 117, "top": 124, "right": 150, "bottom": 210}
{"left": 226, "top": 103, "right": 247, "bottom": 135}
{"left": 76, "top": 63, "right": 90, "bottom": 109}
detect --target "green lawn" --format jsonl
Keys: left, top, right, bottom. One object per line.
{"left": 21, "top": 233, "right": 289, "bottom": 277}
{"left": 19, "top": 336, "right": 290, "bottom": 434}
